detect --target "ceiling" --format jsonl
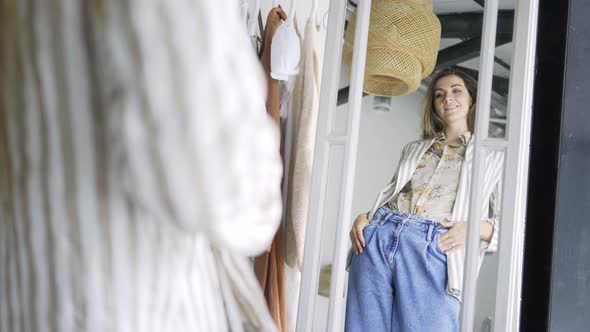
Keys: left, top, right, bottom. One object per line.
{"left": 434, "top": 0, "right": 514, "bottom": 133}
{"left": 434, "top": 0, "right": 515, "bottom": 14}
{"left": 347, "top": 0, "right": 515, "bottom": 78}
{"left": 437, "top": 0, "right": 514, "bottom": 80}
{"left": 348, "top": 0, "right": 516, "bottom": 13}
{"left": 439, "top": 38, "right": 512, "bottom": 78}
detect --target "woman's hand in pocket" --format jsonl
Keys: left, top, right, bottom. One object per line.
{"left": 350, "top": 213, "right": 370, "bottom": 255}
{"left": 438, "top": 220, "right": 466, "bottom": 253}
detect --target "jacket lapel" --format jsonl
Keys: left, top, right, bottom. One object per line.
{"left": 450, "top": 140, "right": 474, "bottom": 222}
{"left": 391, "top": 138, "right": 436, "bottom": 198}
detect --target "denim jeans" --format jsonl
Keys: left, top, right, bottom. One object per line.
{"left": 345, "top": 206, "right": 460, "bottom": 332}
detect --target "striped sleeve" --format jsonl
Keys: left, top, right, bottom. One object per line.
{"left": 480, "top": 152, "right": 504, "bottom": 253}
{"left": 480, "top": 183, "right": 501, "bottom": 252}
{"left": 368, "top": 141, "right": 412, "bottom": 219}
{"left": 385, "top": 142, "right": 412, "bottom": 185}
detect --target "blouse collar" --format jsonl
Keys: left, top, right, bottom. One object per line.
{"left": 435, "top": 131, "right": 472, "bottom": 147}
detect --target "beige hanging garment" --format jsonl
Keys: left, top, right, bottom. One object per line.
{"left": 284, "top": 15, "right": 321, "bottom": 269}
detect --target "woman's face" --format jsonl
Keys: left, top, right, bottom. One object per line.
{"left": 432, "top": 75, "right": 472, "bottom": 129}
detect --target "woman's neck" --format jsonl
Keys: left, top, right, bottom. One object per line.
{"left": 444, "top": 125, "right": 469, "bottom": 144}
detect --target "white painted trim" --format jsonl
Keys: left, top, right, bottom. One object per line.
{"left": 461, "top": 0, "right": 499, "bottom": 331}
{"left": 489, "top": 117, "right": 508, "bottom": 124}
{"left": 325, "top": 135, "right": 349, "bottom": 144}
{"left": 493, "top": 0, "right": 539, "bottom": 331}
{"left": 327, "top": 0, "right": 372, "bottom": 331}
{"left": 296, "top": 0, "right": 348, "bottom": 330}
{"left": 481, "top": 138, "right": 510, "bottom": 150}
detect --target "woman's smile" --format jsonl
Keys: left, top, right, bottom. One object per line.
{"left": 444, "top": 104, "right": 460, "bottom": 112}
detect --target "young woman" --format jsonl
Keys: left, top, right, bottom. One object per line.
{"left": 345, "top": 68, "right": 504, "bottom": 332}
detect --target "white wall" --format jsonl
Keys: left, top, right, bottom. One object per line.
{"left": 351, "top": 94, "right": 423, "bottom": 218}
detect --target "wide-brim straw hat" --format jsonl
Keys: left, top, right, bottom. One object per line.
{"left": 344, "top": 0, "right": 441, "bottom": 96}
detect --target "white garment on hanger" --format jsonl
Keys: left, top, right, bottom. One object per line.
{"left": 240, "top": 0, "right": 262, "bottom": 53}
{"left": 279, "top": 32, "right": 299, "bottom": 332}
{"left": 271, "top": 19, "right": 301, "bottom": 80}
{"left": 279, "top": 63, "right": 297, "bottom": 219}
{"left": 240, "top": 0, "right": 249, "bottom": 25}
{"left": 284, "top": 13, "right": 322, "bottom": 332}
{"left": 247, "top": 0, "right": 261, "bottom": 37}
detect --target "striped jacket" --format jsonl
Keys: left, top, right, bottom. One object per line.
{"left": 366, "top": 136, "right": 504, "bottom": 300}
{"left": 0, "top": 1, "right": 282, "bottom": 331}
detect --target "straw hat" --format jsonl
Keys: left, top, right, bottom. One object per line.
{"left": 344, "top": 0, "right": 441, "bottom": 96}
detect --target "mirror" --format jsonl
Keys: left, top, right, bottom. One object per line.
{"left": 295, "top": 0, "right": 535, "bottom": 331}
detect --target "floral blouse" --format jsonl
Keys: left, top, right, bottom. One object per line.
{"left": 388, "top": 131, "right": 472, "bottom": 223}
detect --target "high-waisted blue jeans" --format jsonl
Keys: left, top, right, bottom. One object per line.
{"left": 345, "top": 206, "right": 460, "bottom": 332}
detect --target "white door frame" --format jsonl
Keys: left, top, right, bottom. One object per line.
{"left": 491, "top": 0, "right": 538, "bottom": 331}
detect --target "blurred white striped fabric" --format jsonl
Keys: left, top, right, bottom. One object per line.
{"left": 0, "top": 1, "right": 282, "bottom": 331}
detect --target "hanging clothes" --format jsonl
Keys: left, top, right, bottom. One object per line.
{"left": 240, "top": 0, "right": 263, "bottom": 53}
{"left": 284, "top": 14, "right": 321, "bottom": 270}
{"left": 253, "top": 231, "right": 287, "bottom": 332}
{"left": 270, "top": 0, "right": 300, "bottom": 81}
{"left": 253, "top": 6, "right": 300, "bottom": 332}
{"left": 254, "top": 64, "right": 296, "bottom": 332}
{"left": 270, "top": 19, "right": 300, "bottom": 80}
{"left": 283, "top": 13, "right": 322, "bottom": 332}
{"left": 277, "top": 27, "right": 298, "bottom": 332}
{"left": 253, "top": 73, "right": 293, "bottom": 332}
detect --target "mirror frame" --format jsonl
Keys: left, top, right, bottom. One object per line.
{"left": 296, "top": 0, "right": 372, "bottom": 330}
{"left": 297, "top": 1, "right": 539, "bottom": 331}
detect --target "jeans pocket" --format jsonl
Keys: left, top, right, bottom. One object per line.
{"left": 347, "top": 224, "right": 378, "bottom": 270}
{"left": 346, "top": 248, "right": 354, "bottom": 271}
{"left": 362, "top": 223, "right": 378, "bottom": 247}
{"left": 433, "top": 232, "right": 447, "bottom": 256}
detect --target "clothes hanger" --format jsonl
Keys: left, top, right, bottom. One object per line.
{"left": 311, "top": 0, "right": 321, "bottom": 30}
{"left": 272, "top": 0, "right": 296, "bottom": 23}
{"left": 288, "top": 0, "right": 297, "bottom": 24}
